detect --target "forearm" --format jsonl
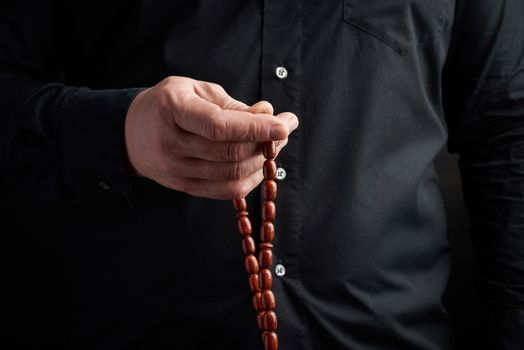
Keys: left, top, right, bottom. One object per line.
{"left": 0, "top": 73, "right": 142, "bottom": 201}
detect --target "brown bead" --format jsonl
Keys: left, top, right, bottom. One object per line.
{"left": 259, "top": 248, "right": 273, "bottom": 269}
{"left": 242, "top": 236, "right": 256, "bottom": 255}
{"left": 237, "top": 216, "right": 252, "bottom": 236}
{"left": 252, "top": 292, "right": 263, "bottom": 311}
{"left": 249, "top": 274, "right": 261, "bottom": 293}
{"left": 263, "top": 142, "right": 276, "bottom": 159}
{"left": 260, "top": 222, "right": 275, "bottom": 242}
{"left": 262, "top": 201, "right": 276, "bottom": 221}
{"left": 245, "top": 255, "right": 259, "bottom": 274}
{"left": 233, "top": 198, "right": 247, "bottom": 212}
{"left": 263, "top": 160, "right": 277, "bottom": 179}
{"left": 262, "top": 180, "right": 277, "bottom": 201}
{"left": 259, "top": 242, "right": 274, "bottom": 249}
{"left": 257, "top": 311, "right": 266, "bottom": 330}
{"left": 236, "top": 210, "right": 248, "bottom": 218}
{"left": 263, "top": 311, "right": 278, "bottom": 331}
{"left": 259, "top": 268, "right": 273, "bottom": 289}
{"left": 263, "top": 331, "right": 278, "bottom": 350}
{"left": 261, "top": 290, "right": 276, "bottom": 310}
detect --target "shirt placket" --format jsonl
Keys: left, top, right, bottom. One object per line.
{"left": 260, "top": 1, "right": 310, "bottom": 349}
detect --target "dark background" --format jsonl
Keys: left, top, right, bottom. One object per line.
{"left": 436, "top": 149, "right": 481, "bottom": 348}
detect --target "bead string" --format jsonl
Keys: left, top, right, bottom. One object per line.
{"left": 233, "top": 140, "right": 279, "bottom": 350}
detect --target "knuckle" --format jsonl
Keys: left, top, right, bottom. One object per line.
{"left": 163, "top": 76, "right": 187, "bottom": 86}
{"left": 158, "top": 81, "right": 172, "bottom": 95}
{"left": 247, "top": 121, "right": 263, "bottom": 140}
{"left": 223, "top": 99, "right": 246, "bottom": 111}
{"left": 156, "top": 87, "right": 177, "bottom": 113}
{"left": 224, "top": 142, "right": 242, "bottom": 162}
{"left": 208, "top": 82, "right": 226, "bottom": 95}
{"left": 158, "top": 77, "right": 178, "bottom": 97}
{"left": 226, "top": 162, "right": 246, "bottom": 181}
{"left": 181, "top": 179, "right": 197, "bottom": 195}
{"left": 206, "top": 114, "right": 227, "bottom": 141}
{"left": 162, "top": 76, "right": 176, "bottom": 86}
{"left": 158, "top": 78, "right": 190, "bottom": 112}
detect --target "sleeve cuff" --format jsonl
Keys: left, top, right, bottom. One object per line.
{"left": 58, "top": 87, "right": 145, "bottom": 196}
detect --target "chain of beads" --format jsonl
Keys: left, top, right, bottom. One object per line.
{"left": 233, "top": 141, "right": 279, "bottom": 350}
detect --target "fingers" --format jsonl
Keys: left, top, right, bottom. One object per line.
{"left": 159, "top": 168, "right": 265, "bottom": 200}
{"left": 193, "top": 80, "right": 273, "bottom": 117}
{"left": 126, "top": 76, "right": 296, "bottom": 200}
{"left": 175, "top": 126, "right": 288, "bottom": 162}
{"left": 173, "top": 156, "right": 264, "bottom": 181}
{"left": 169, "top": 138, "right": 288, "bottom": 181}
{"left": 176, "top": 130, "right": 258, "bottom": 161}
{"left": 173, "top": 94, "right": 298, "bottom": 142}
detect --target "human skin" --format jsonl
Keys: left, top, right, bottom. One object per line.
{"left": 125, "top": 76, "right": 299, "bottom": 199}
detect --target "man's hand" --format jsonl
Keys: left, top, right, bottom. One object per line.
{"left": 124, "top": 76, "right": 298, "bottom": 199}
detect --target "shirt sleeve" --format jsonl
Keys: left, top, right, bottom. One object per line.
{"left": 0, "top": 1, "right": 142, "bottom": 203}
{"left": 443, "top": 0, "right": 524, "bottom": 347}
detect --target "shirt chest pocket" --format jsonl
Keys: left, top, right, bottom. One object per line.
{"left": 343, "top": 0, "right": 450, "bottom": 55}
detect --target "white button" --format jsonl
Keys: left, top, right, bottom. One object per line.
{"left": 275, "top": 264, "right": 286, "bottom": 277}
{"left": 276, "top": 167, "right": 287, "bottom": 181}
{"left": 98, "top": 180, "right": 111, "bottom": 190}
{"left": 275, "top": 66, "right": 288, "bottom": 80}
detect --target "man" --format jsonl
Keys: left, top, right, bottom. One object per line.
{"left": 1, "top": 0, "right": 523, "bottom": 349}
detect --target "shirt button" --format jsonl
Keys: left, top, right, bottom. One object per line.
{"left": 275, "top": 167, "right": 287, "bottom": 181}
{"left": 275, "top": 66, "right": 288, "bottom": 80}
{"left": 275, "top": 264, "right": 286, "bottom": 277}
{"left": 98, "top": 180, "right": 111, "bottom": 190}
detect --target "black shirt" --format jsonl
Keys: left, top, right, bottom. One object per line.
{"left": 1, "top": 1, "right": 524, "bottom": 349}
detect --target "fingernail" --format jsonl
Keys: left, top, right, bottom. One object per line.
{"left": 281, "top": 113, "right": 299, "bottom": 131}
{"left": 248, "top": 101, "right": 274, "bottom": 115}
{"left": 270, "top": 124, "right": 288, "bottom": 140}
